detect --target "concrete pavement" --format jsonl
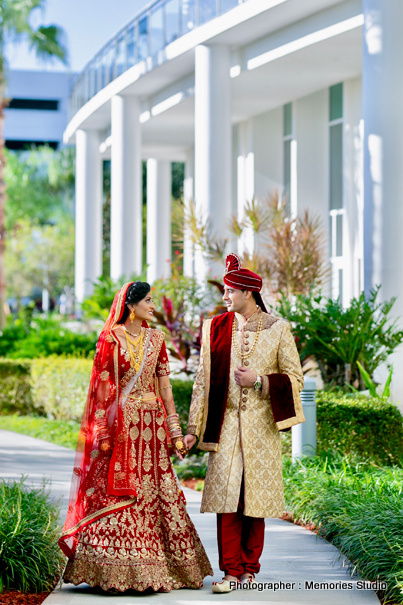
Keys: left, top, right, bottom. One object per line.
{"left": 0, "top": 429, "right": 380, "bottom": 604}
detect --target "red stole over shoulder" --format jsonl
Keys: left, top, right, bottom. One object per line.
{"left": 201, "top": 312, "right": 297, "bottom": 445}
{"left": 202, "top": 312, "right": 234, "bottom": 444}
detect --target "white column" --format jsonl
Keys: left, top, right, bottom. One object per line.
{"left": 363, "top": 0, "right": 403, "bottom": 403}
{"left": 110, "top": 95, "right": 142, "bottom": 280}
{"left": 194, "top": 44, "right": 232, "bottom": 281}
{"left": 363, "top": 0, "right": 383, "bottom": 295}
{"left": 237, "top": 120, "right": 255, "bottom": 257}
{"left": 183, "top": 147, "right": 195, "bottom": 277}
{"left": 75, "top": 129, "right": 103, "bottom": 303}
{"left": 146, "top": 159, "right": 172, "bottom": 284}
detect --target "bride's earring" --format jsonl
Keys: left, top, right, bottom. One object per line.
{"left": 130, "top": 308, "right": 136, "bottom": 323}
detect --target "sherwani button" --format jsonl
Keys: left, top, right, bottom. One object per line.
{"left": 242, "top": 397, "right": 247, "bottom": 402}
{"left": 244, "top": 361, "right": 249, "bottom": 366}
{"left": 243, "top": 389, "right": 248, "bottom": 395}
{"left": 241, "top": 405, "right": 247, "bottom": 411}
{"left": 245, "top": 347, "right": 250, "bottom": 352}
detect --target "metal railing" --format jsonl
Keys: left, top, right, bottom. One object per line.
{"left": 69, "top": 0, "right": 247, "bottom": 119}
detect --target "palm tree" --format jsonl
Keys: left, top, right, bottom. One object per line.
{"left": 0, "top": 0, "right": 67, "bottom": 326}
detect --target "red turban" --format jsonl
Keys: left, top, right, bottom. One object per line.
{"left": 223, "top": 253, "right": 267, "bottom": 313}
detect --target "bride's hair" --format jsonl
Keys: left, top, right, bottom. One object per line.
{"left": 118, "top": 281, "right": 151, "bottom": 323}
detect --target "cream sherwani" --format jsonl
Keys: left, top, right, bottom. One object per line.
{"left": 187, "top": 309, "right": 304, "bottom": 518}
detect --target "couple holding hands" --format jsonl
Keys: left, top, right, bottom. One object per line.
{"left": 58, "top": 253, "right": 304, "bottom": 593}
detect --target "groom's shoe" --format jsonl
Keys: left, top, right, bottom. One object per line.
{"left": 212, "top": 577, "right": 239, "bottom": 593}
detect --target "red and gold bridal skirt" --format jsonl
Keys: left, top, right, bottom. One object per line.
{"left": 64, "top": 403, "right": 213, "bottom": 592}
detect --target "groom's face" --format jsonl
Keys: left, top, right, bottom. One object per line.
{"left": 223, "top": 286, "right": 246, "bottom": 313}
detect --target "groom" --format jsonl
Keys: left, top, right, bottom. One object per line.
{"left": 183, "top": 253, "right": 305, "bottom": 592}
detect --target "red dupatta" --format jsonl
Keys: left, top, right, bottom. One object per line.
{"left": 59, "top": 282, "right": 145, "bottom": 559}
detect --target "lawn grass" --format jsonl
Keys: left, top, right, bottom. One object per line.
{"left": 0, "top": 415, "right": 80, "bottom": 449}
{"left": 283, "top": 455, "right": 403, "bottom": 604}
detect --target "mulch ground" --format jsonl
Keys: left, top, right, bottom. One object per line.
{"left": 180, "top": 478, "right": 204, "bottom": 490}
{"left": 0, "top": 591, "right": 51, "bottom": 605}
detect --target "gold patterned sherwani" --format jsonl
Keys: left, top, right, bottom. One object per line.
{"left": 187, "top": 308, "right": 304, "bottom": 518}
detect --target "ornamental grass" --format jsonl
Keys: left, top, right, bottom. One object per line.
{"left": 283, "top": 455, "right": 403, "bottom": 604}
{"left": 0, "top": 478, "right": 65, "bottom": 593}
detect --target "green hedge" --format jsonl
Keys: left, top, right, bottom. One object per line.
{"left": 0, "top": 359, "right": 34, "bottom": 415}
{"left": 1, "top": 358, "right": 402, "bottom": 467}
{"left": 0, "top": 359, "right": 193, "bottom": 425}
{"left": 0, "top": 357, "right": 92, "bottom": 421}
{"left": 316, "top": 391, "right": 403, "bottom": 466}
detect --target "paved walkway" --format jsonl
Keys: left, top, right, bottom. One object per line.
{"left": 0, "top": 429, "right": 379, "bottom": 604}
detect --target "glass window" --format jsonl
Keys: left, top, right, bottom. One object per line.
{"left": 199, "top": 0, "right": 216, "bottom": 24}
{"left": 182, "top": 0, "right": 196, "bottom": 32}
{"left": 330, "top": 123, "right": 343, "bottom": 210}
{"left": 150, "top": 2, "right": 164, "bottom": 56}
{"left": 126, "top": 25, "right": 137, "bottom": 67}
{"left": 116, "top": 34, "right": 126, "bottom": 76}
{"left": 283, "top": 103, "right": 292, "bottom": 137}
{"left": 165, "top": 0, "right": 180, "bottom": 44}
{"left": 139, "top": 15, "right": 149, "bottom": 61}
{"left": 283, "top": 138, "right": 291, "bottom": 211}
{"left": 99, "top": 49, "right": 107, "bottom": 89}
{"left": 94, "top": 54, "right": 102, "bottom": 93}
{"left": 330, "top": 83, "right": 343, "bottom": 121}
{"left": 220, "top": 0, "right": 239, "bottom": 14}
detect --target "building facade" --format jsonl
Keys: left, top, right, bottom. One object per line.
{"left": 4, "top": 70, "right": 74, "bottom": 149}
{"left": 64, "top": 0, "right": 403, "bottom": 399}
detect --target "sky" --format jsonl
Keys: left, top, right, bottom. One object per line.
{"left": 5, "top": 0, "right": 149, "bottom": 74}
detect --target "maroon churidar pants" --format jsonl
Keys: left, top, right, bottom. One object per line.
{"left": 216, "top": 479, "right": 265, "bottom": 578}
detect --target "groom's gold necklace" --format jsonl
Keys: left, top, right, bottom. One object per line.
{"left": 231, "top": 317, "right": 263, "bottom": 360}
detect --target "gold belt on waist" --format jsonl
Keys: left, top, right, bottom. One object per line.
{"left": 125, "top": 394, "right": 162, "bottom": 411}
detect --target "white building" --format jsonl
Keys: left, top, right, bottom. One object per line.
{"left": 4, "top": 70, "right": 74, "bottom": 149}
{"left": 65, "top": 0, "right": 403, "bottom": 398}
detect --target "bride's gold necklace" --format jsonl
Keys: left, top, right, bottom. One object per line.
{"left": 123, "top": 327, "right": 144, "bottom": 372}
{"left": 231, "top": 316, "right": 263, "bottom": 360}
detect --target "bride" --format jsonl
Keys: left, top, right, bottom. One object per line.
{"left": 59, "top": 281, "right": 213, "bottom": 592}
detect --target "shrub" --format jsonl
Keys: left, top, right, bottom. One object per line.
{"left": 0, "top": 359, "right": 34, "bottom": 415}
{"left": 31, "top": 357, "right": 92, "bottom": 421}
{"left": 316, "top": 391, "right": 403, "bottom": 466}
{"left": 0, "top": 357, "right": 92, "bottom": 421}
{"left": 283, "top": 456, "right": 403, "bottom": 604}
{"left": 175, "top": 454, "right": 208, "bottom": 480}
{"left": 279, "top": 287, "right": 403, "bottom": 387}
{"left": 0, "top": 478, "right": 65, "bottom": 593}
{"left": 0, "top": 314, "right": 97, "bottom": 359}
{"left": 171, "top": 379, "right": 194, "bottom": 430}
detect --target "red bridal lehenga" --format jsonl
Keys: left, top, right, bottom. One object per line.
{"left": 58, "top": 283, "right": 213, "bottom": 592}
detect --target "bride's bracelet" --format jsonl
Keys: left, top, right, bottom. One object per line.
{"left": 166, "top": 413, "right": 183, "bottom": 439}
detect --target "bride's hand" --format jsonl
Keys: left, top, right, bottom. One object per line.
{"left": 173, "top": 437, "right": 187, "bottom": 460}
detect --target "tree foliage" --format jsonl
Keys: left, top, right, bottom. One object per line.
{"left": 4, "top": 147, "right": 74, "bottom": 230}
{"left": 5, "top": 219, "right": 74, "bottom": 302}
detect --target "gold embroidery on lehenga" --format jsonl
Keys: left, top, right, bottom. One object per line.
{"left": 63, "top": 328, "right": 213, "bottom": 592}
{"left": 129, "top": 425, "right": 139, "bottom": 441}
{"left": 143, "top": 444, "right": 152, "bottom": 472}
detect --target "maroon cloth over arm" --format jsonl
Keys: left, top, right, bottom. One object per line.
{"left": 202, "top": 312, "right": 234, "bottom": 444}
{"left": 267, "top": 374, "right": 296, "bottom": 432}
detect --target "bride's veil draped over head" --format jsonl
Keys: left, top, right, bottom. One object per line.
{"left": 59, "top": 282, "right": 135, "bottom": 558}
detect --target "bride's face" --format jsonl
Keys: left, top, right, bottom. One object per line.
{"left": 130, "top": 293, "right": 156, "bottom": 322}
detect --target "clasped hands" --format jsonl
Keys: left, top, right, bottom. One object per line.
{"left": 234, "top": 366, "right": 257, "bottom": 388}
{"left": 183, "top": 367, "right": 257, "bottom": 452}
